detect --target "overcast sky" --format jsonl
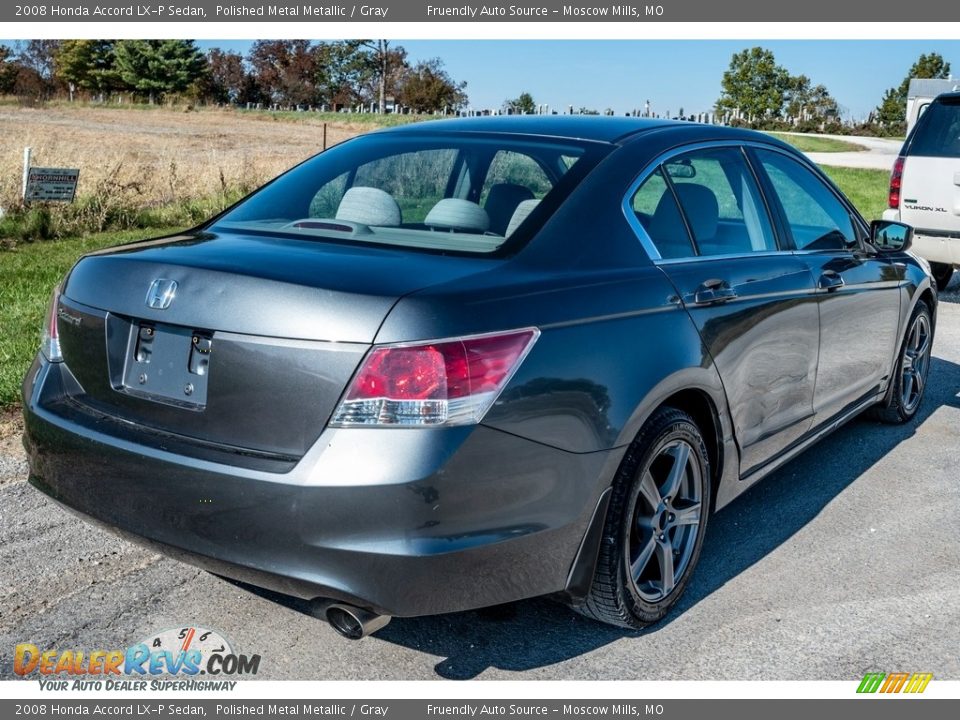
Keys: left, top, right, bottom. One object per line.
{"left": 196, "top": 39, "right": 960, "bottom": 120}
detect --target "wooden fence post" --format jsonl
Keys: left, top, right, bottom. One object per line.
{"left": 21, "top": 147, "right": 32, "bottom": 206}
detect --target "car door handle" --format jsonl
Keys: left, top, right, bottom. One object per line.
{"left": 818, "top": 270, "right": 845, "bottom": 291}
{"left": 692, "top": 279, "right": 738, "bottom": 306}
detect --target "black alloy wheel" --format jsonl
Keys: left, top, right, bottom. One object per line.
{"left": 873, "top": 300, "right": 933, "bottom": 424}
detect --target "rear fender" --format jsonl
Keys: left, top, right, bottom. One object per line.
{"left": 617, "top": 363, "right": 740, "bottom": 511}
{"left": 563, "top": 363, "right": 739, "bottom": 602}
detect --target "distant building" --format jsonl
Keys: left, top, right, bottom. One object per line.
{"left": 907, "top": 77, "right": 960, "bottom": 133}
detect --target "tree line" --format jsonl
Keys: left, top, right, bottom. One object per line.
{"left": 715, "top": 47, "right": 952, "bottom": 135}
{"left": 2, "top": 40, "right": 950, "bottom": 130}
{"left": 0, "top": 39, "right": 469, "bottom": 113}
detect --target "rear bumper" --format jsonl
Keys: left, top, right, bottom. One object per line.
{"left": 22, "top": 357, "right": 620, "bottom": 617}
{"left": 913, "top": 232, "right": 960, "bottom": 266}
{"left": 884, "top": 210, "right": 960, "bottom": 266}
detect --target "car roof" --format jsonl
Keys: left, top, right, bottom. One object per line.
{"left": 935, "top": 91, "right": 960, "bottom": 102}
{"left": 378, "top": 115, "right": 790, "bottom": 147}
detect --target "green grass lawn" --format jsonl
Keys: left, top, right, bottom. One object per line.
{"left": 768, "top": 133, "right": 868, "bottom": 153}
{"left": 0, "top": 227, "right": 183, "bottom": 408}
{"left": 824, "top": 166, "right": 890, "bottom": 222}
{"left": 0, "top": 164, "right": 890, "bottom": 409}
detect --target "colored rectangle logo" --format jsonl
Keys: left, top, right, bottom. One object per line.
{"left": 857, "top": 672, "right": 932, "bottom": 694}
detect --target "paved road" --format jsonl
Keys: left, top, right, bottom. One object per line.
{"left": 798, "top": 133, "right": 903, "bottom": 171}
{"left": 2, "top": 284, "right": 959, "bottom": 681}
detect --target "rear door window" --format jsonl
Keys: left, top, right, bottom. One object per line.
{"left": 630, "top": 168, "right": 695, "bottom": 259}
{"left": 629, "top": 147, "right": 777, "bottom": 259}
{"left": 909, "top": 98, "right": 960, "bottom": 158}
{"left": 667, "top": 147, "right": 777, "bottom": 257}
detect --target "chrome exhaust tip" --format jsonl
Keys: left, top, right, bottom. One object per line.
{"left": 325, "top": 603, "right": 391, "bottom": 640}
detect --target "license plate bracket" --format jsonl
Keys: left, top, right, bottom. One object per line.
{"left": 121, "top": 321, "right": 210, "bottom": 409}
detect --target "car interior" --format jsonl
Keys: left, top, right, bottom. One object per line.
{"left": 634, "top": 148, "right": 857, "bottom": 259}
{"left": 635, "top": 150, "right": 777, "bottom": 258}
{"left": 285, "top": 151, "right": 566, "bottom": 250}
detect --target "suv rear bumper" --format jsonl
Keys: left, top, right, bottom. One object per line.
{"left": 23, "top": 356, "right": 620, "bottom": 617}
{"left": 885, "top": 210, "right": 960, "bottom": 266}
{"left": 913, "top": 229, "right": 960, "bottom": 266}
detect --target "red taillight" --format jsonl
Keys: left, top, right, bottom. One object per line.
{"left": 347, "top": 345, "right": 448, "bottom": 401}
{"left": 333, "top": 328, "right": 539, "bottom": 427}
{"left": 889, "top": 156, "right": 905, "bottom": 209}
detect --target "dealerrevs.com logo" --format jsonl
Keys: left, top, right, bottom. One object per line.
{"left": 14, "top": 627, "right": 260, "bottom": 691}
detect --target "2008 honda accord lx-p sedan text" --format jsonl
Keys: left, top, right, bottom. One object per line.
{"left": 22, "top": 118, "right": 936, "bottom": 638}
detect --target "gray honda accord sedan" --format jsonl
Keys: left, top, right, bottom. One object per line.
{"left": 22, "top": 117, "right": 936, "bottom": 638}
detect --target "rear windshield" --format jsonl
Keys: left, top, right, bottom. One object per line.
{"left": 211, "top": 132, "right": 602, "bottom": 254}
{"left": 909, "top": 97, "right": 960, "bottom": 158}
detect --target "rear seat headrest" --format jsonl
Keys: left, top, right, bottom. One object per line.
{"left": 424, "top": 199, "right": 490, "bottom": 233}
{"left": 335, "top": 186, "right": 402, "bottom": 227}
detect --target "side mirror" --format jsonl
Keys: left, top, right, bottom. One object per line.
{"left": 870, "top": 220, "right": 913, "bottom": 253}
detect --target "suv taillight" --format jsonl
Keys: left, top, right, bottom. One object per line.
{"left": 331, "top": 328, "right": 539, "bottom": 427}
{"left": 888, "top": 156, "right": 905, "bottom": 209}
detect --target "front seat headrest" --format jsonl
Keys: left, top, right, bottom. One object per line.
{"left": 485, "top": 183, "right": 536, "bottom": 235}
{"left": 672, "top": 183, "right": 719, "bottom": 242}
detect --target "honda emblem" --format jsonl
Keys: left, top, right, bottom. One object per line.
{"left": 145, "top": 279, "right": 178, "bottom": 310}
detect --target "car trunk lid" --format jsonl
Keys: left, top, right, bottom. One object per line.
{"left": 64, "top": 230, "right": 493, "bottom": 342}
{"left": 53, "top": 230, "right": 499, "bottom": 463}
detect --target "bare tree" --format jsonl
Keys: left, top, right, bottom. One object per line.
{"left": 359, "top": 40, "right": 400, "bottom": 113}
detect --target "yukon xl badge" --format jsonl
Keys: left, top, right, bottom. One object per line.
{"left": 904, "top": 203, "right": 948, "bottom": 213}
{"left": 145, "top": 279, "right": 178, "bottom": 310}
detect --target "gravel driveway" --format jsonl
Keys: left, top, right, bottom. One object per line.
{"left": 2, "top": 287, "right": 959, "bottom": 681}
{"left": 800, "top": 133, "right": 903, "bottom": 171}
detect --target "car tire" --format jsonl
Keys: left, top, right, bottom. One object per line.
{"left": 872, "top": 300, "right": 933, "bottom": 424}
{"left": 930, "top": 262, "right": 954, "bottom": 292}
{"left": 574, "top": 407, "right": 710, "bottom": 629}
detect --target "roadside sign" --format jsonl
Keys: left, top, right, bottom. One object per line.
{"left": 24, "top": 167, "right": 80, "bottom": 202}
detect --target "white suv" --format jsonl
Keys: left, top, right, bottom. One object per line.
{"left": 884, "top": 91, "right": 960, "bottom": 290}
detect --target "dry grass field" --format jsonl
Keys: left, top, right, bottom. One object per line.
{"left": 0, "top": 105, "right": 376, "bottom": 241}
{"left": 0, "top": 105, "right": 403, "bottom": 405}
